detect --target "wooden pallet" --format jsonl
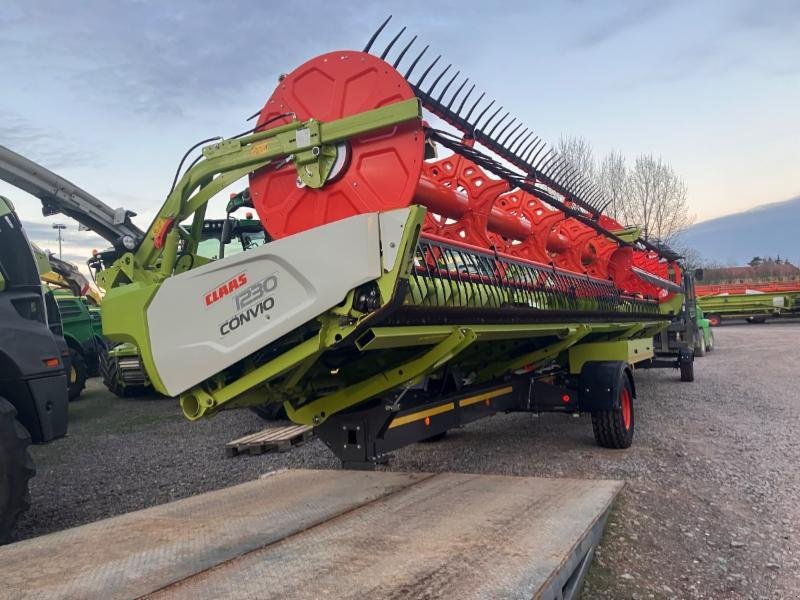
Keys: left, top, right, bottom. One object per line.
{"left": 225, "top": 425, "right": 314, "bottom": 457}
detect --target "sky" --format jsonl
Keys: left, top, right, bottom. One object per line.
{"left": 0, "top": 0, "right": 797, "bottom": 266}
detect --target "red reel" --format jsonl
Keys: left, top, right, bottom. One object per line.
{"left": 420, "top": 155, "right": 509, "bottom": 250}
{"left": 249, "top": 51, "right": 424, "bottom": 240}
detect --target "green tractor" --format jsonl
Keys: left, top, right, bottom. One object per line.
{"left": 38, "top": 253, "right": 106, "bottom": 400}
{"left": 50, "top": 289, "right": 105, "bottom": 400}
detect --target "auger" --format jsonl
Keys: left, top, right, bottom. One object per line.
{"left": 98, "top": 18, "right": 689, "bottom": 467}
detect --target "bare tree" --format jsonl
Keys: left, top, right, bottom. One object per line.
{"left": 619, "top": 154, "right": 693, "bottom": 244}
{"left": 557, "top": 135, "right": 595, "bottom": 181}
{"left": 673, "top": 244, "right": 704, "bottom": 272}
{"left": 597, "top": 150, "right": 627, "bottom": 222}
{"left": 553, "top": 137, "right": 693, "bottom": 244}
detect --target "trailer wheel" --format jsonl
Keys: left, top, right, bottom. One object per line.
{"left": 707, "top": 314, "right": 721, "bottom": 327}
{"left": 591, "top": 375, "right": 634, "bottom": 449}
{"left": 0, "top": 398, "right": 35, "bottom": 544}
{"left": 694, "top": 334, "right": 706, "bottom": 358}
{"left": 67, "top": 349, "right": 87, "bottom": 401}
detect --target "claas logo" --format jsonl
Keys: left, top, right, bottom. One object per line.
{"left": 205, "top": 273, "right": 247, "bottom": 307}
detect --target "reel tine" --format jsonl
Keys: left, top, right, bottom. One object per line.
{"left": 496, "top": 118, "right": 519, "bottom": 144}
{"left": 540, "top": 151, "right": 559, "bottom": 173}
{"left": 480, "top": 105, "right": 504, "bottom": 132}
{"left": 516, "top": 137, "right": 536, "bottom": 162}
{"left": 405, "top": 45, "right": 430, "bottom": 79}
{"left": 463, "top": 91, "right": 486, "bottom": 122}
{"left": 501, "top": 121, "right": 523, "bottom": 146}
{"left": 584, "top": 186, "right": 601, "bottom": 206}
{"left": 364, "top": 15, "right": 392, "bottom": 53}
{"left": 437, "top": 70, "right": 460, "bottom": 103}
{"left": 487, "top": 112, "right": 510, "bottom": 138}
{"left": 393, "top": 35, "right": 418, "bottom": 68}
{"left": 582, "top": 184, "right": 598, "bottom": 204}
{"left": 565, "top": 170, "right": 583, "bottom": 191}
{"left": 446, "top": 78, "right": 469, "bottom": 110}
{"left": 521, "top": 137, "right": 541, "bottom": 162}
{"left": 572, "top": 180, "right": 588, "bottom": 198}
{"left": 509, "top": 128, "right": 530, "bottom": 152}
{"left": 472, "top": 99, "right": 496, "bottom": 129}
{"left": 530, "top": 144, "right": 549, "bottom": 168}
{"left": 416, "top": 55, "right": 442, "bottom": 87}
{"left": 380, "top": 26, "right": 407, "bottom": 60}
{"left": 558, "top": 161, "right": 576, "bottom": 184}
{"left": 427, "top": 63, "right": 452, "bottom": 95}
{"left": 551, "top": 158, "right": 570, "bottom": 180}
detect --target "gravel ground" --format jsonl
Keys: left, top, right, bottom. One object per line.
{"left": 12, "top": 322, "right": 800, "bottom": 598}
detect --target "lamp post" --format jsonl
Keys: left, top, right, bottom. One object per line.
{"left": 52, "top": 223, "right": 66, "bottom": 259}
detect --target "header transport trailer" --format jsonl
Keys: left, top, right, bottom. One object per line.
{"left": 695, "top": 272, "right": 800, "bottom": 325}
{"left": 91, "top": 19, "right": 690, "bottom": 468}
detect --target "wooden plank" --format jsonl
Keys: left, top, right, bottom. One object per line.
{"left": 0, "top": 471, "right": 621, "bottom": 600}
{"left": 0, "top": 471, "right": 429, "bottom": 600}
{"left": 225, "top": 425, "right": 314, "bottom": 457}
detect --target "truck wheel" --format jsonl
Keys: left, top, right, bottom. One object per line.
{"left": 68, "top": 349, "right": 87, "bottom": 401}
{"left": 707, "top": 314, "right": 721, "bottom": 327}
{"left": 694, "top": 335, "right": 706, "bottom": 358}
{"left": 100, "top": 349, "right": 146, "bottom": 398}
{"left": 706, "top": 330, "right": 715, "bottom": 352}
{"left": 0, "top": 398, "right": 36, "bottom": 544}
{"left": 591, "top": 375, "right": 634, "bottom": 449}
{"left": 680, "top": 358, "right": 695, "bottom": 382}
{"left": 250, "top": 403, "right": 287, "bottom": 421}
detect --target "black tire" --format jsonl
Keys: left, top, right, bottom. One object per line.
{"left": 680, "top": 358, "right": 694, "bottom": 382}
{"left": 707, "top": 330, "right": 715, "bottom": 352}
{"left": 99, "top": 347, "right": 146, "bottom": 398}
{"left": 591, "top": 373, "right": 634, "bottom": 449}
{"left": 67, "top": 349, "right": 87, "bottom": 401}
{"left": 250, "top": 403, "right": 287, "bottom": 421}
{"left": 694, "top": 334, "right": 706, "bottom": 358}
{"left": 0, "top": 398, "right": 35, "bottom": 544}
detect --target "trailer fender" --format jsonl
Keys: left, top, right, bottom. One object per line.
{"left": 577, "top": 361, "right": 633, "bottom": 413}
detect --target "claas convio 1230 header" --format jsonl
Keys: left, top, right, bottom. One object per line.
{"left": 98, "top": 19, "right": 688, "bottom": 468}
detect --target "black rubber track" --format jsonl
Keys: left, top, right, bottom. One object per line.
{"left": 0, "top": 397, "right": 35, "bottom": 544}
{"left": 99, "top": 346, "right": 147, "bottom": 398}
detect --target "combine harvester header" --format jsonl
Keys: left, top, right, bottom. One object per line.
{"left": 99, "top": 18, "right": 687, "bottom": 467}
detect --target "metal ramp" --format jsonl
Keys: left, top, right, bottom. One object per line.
{"left": 0, "top": 470, "right": 622, "bottom": 600}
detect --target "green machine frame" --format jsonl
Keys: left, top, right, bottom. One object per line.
{"left": 98, "top": 96, "right": 683, "bottom": 465}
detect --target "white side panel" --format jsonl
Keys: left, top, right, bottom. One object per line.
{"left": 147, "top": 212, "right": 391, "bottom": 396}
{"left": 378, "top": 209, "right": 409, "bottom": 272}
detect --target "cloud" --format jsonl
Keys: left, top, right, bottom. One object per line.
{"left": 573, "top": 2, "right": 677, "bottom": 49}
{"left": 0, "top": 112, "right": 90, "bottom": 170}
{"left": 0, "top": 1, "right": 379, "bottom": 120}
